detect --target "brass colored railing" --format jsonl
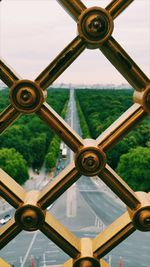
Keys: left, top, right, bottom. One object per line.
{"left": 0, "top": 0, "right": 150, "bottom": 266}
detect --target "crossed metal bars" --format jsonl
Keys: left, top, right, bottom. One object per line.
{"left": 0, "top": 0, "right": 150, "bottom": 266}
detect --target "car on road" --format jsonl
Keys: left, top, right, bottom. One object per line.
{"left": 0, "top": 214, "right": 11, "bottom": 225}
{"left": 62, "top": 147, "right": 67, "bottom": 159}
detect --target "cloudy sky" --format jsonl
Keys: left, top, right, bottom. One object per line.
{"left": 0, "top": 0, "right": 150, "bottom": 85}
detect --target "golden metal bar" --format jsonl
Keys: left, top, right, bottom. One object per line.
{"left": 93, "top": 211, "right": 135, "bottom": 258}
{"left": 37, "top": 102, "right": 84, "bottom": 152}
{"left": 100, "top": 36, "right": 150, "bottom": 91}
{"left": 105, "top": 0, "right": 134, "bottom": 19}
{"left": 96, "top": 103, "right": 147, "bottom": 151}
{"left": 0, "top": 169, "right": 26, "bottom": 208}
{"left": 0, "top": 218, "right": 21, "bottom": 249}
{"left": 134, "top": 86, "right": 150, "bottom": 114}
{"left": 41, "top": 211, "right": 81, "bottom": 258}
{"left": 73, "top": 238, "right": 100, "bottom": 267}
{"left": 136, "top": 192, "right": 150, "bottom": 207}
{"left": 100, "top": 259, "right": 111, "bottom": 267}
{"left": 62, "top": 259, "right": 73, "bottom": 267}
{"left": 80, "top": 238, "right": 93, "bottom": 258}
{"left": 38, "top": 161, "right": 80, "bottom": 209}
{"left": 73, "top": 238, "right": 100, "bottom": 266}
{"left": 0, "top": 105, "right": 20, "bottom": 134}
{"left": 23, "top": 190, "right": 40, "bottom": 206}
{"left": 99, "top": 164, "right": 141, "bottom": 209}
{"left": 0, "top": 59, "right": 20, "bottom": 87}
{"left": 35, "top": 36, "right": 85, "bottom": 90}
{"left": 0, "top": 258, "right": 12, "bottom": 267}
{"left": 56, "top": 0, "right": 86, "bottom": 21}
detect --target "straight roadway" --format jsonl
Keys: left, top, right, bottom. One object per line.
{"left": 1, "top": 89, "right": 150, "bottom": 267}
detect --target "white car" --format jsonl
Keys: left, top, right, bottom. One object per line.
{"left": 0, "top": 214, "right": 11, "bottom": 225}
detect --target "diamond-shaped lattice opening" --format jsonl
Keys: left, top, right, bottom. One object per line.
{"left": 0, "top": 1, "right": 150, "bottom": 267}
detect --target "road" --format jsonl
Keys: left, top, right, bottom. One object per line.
{"left": 1, "top": 89, "right": 150, "bottom": 267}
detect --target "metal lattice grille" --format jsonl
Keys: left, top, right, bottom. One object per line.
{"left": 0, "top": 1, "right": 150, "bottom": 266}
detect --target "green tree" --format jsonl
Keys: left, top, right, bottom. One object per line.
{"left": 0, "top": 124, "right": 32, "bottom": 165}
{"left": 117, "top": 147, "right": 150, "bottom": 192}
{"left": 107, "top": 135, "right": 138, "bottom": 169}
{"left": 75, "top": 98, "right": 91, "bottom": 138}
{"left": 29, "top": 133, "right": 47, "bottom": 168}
{"left": 0, "top": 88, "right": 69, "bottom": 168}
{"left": 0, "top": 148, "right": 29, "bottom": 184}
{"left": 45, "top": 151, "right": 56, "bottom": 171}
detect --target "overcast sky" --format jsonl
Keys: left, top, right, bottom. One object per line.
{"left": 0, "top": 0, "right": 150, "bottom": 85}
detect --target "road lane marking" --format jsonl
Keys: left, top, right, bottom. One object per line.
{"left": 45, "top": 250, "right": 59, "bottom": 253}
{"left": 21, "top": 231, "right": 38, "bottom": 267}
{"left": 20, "top": 256, "right": 23, "bottom": 264}
{"left": 43, "top": 253, "right": 46, "bottom": 267}
{"left": 32, "top": 246, "right": 42, "bottom": 250}
{"left": 36, "top": 238, "right": 45, "bottom": 242}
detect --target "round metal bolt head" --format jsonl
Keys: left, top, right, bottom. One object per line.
{"left": 147, "top": 92, "right": 150, "bottom": 109}
{"left": 78, "top": 7, "right": 114, "bottom": 48}
{"left": 88, "top": 16, "right": 106, "bottom": 34}
{"left": 92, "top": 20, "right": 100, "bottom": 28}
{"left": 134, "top": 208, "right": 150, "bottom": 231}
{"left": 85, "top": 157, "right": 95, "bottom": 166}
{"left": 21, "top": 89, "right": 32, "bottom": 101}
{"left": 75, "top": 146, "right": 106, "bottom": 176}
{"left": 25, "top": 216, "right": 33, "bottom": 223}
{"left": 20, "top": 209, "right": 38, "bottom": 227}
{"left": 10, "top": 80, "right": 45, "bottom": 113}
{"left": 82, "top": 154, "right": 99, "bottom": 169}
{"left": 79, "top": 260, "right": 94, "bottom": 267}
{"left": 144, "top": 217, "right": 150, "bottom": 225}
{"left": 15, "top": 205, "right": 45, "bottom": 231}
{"left": 73, "top": 258, "right": 100, "bottom": 267}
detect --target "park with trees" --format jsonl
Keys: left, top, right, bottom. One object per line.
{"left": 0, "top": 87, "right": 149, "bottom": 191}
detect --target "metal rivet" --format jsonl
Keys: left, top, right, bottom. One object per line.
{"left": 21, "top": 89, "right": 31, "bottom": 101}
